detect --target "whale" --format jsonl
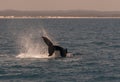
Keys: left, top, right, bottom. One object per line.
{"left": 42, "top": 36, "right": 68, "bottom": 57}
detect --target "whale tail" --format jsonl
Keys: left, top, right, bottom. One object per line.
{"left": 42, "top": 36, "right": 67, "bottom": 57}
{"left": 42, "top": 36, "right": 54, "bottom": 56}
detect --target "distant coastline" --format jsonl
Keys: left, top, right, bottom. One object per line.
{"left": 1, "top": 16, "right": 120, "bottom": 19}
{"left": 1, "top": 10, "right": 120, "bottom": 19}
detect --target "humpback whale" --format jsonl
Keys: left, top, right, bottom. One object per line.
{"left": 42, "top": 36, "right": 67, "bottom": 57}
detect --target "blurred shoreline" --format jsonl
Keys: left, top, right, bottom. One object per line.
{"left": 1, "top": 16, "right": 120, "bottom": 19}
{"left": 1, "top": 10, "right": 120, "bottom": 19}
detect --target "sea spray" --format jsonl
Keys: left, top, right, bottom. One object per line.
{"left": 16, "top": 28, "right": 52, "bottom": 58}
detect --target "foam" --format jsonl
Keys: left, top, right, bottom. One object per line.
{"left": 16, "top": 27, "right": 73, "bottom": 59}
{"left": 16, "top": 28, "right": 52, "bottom": 59}
{"left": 16, "top": 53, "right": 49, "bottom": 59}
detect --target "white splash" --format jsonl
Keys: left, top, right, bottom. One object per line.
{"left": 66, "top": 53, "right": 74, "bottom": 58}
{"left": 16, "top": 28, "right": 53, "bottom": 59}
{"left": 16, "top": 27, "right": 73, "bottom": 59}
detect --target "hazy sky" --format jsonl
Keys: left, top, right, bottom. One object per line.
{"left": 0, "top": 0, "right": 120, "bottom": 11}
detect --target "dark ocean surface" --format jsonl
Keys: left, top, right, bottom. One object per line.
{"left": 0, "top": 18, "right": 120, "bottom": 82}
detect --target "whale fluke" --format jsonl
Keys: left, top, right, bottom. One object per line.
{"left": 42, "top": 36, "right": 54, "bottom": 56}
{"left": 42, "top": 36, "right": 53, "bottom": 47}
{"left": 42, "top": 36, "right": 67, "bottom": 57}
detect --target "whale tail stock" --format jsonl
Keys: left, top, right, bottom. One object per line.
{"left": 42, "top": 36, "right": 67, "bottom": 57}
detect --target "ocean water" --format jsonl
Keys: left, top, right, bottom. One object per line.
{"left": 0, "top": 18, "right": 120, "bottom": 82}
